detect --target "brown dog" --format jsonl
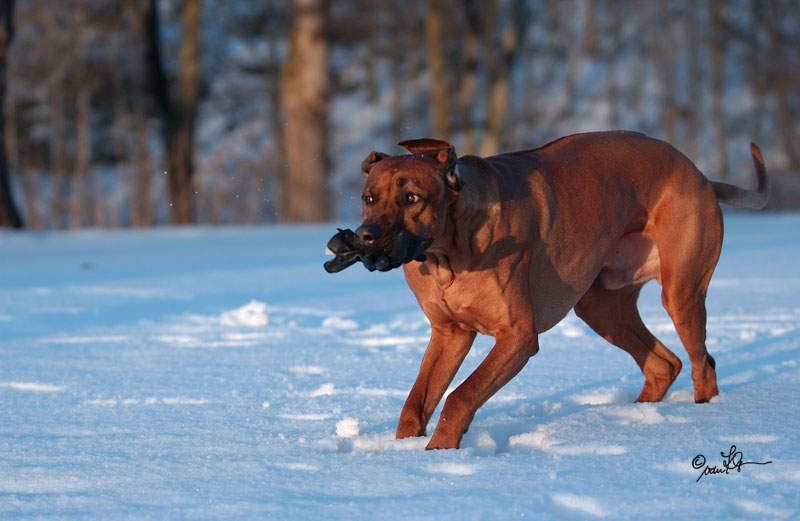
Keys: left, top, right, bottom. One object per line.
{"left": 354, "top": 131, "right": 769, "bottom": 449}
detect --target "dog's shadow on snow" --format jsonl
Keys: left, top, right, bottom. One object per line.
{"left": 461, "top": 380, "right": 642, "bottom": 454}
{"left": 710, "top": 327, "right": 800, "bottom": 390}
{"left": 341, "top": 326, "right": 800, "bottom": 455}
{"left": 337, "top": 375, "right": 646, "bottom": 456}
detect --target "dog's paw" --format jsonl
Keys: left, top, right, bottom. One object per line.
{"left": 425, "top": 438, "right": 459, "bottom": 450}
{"left": 425, "top": 427, "right": 462, "bottom": 450}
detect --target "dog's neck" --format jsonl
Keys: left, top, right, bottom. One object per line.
{"left": 425, "top": 158, "right": 502, "bottom": 278}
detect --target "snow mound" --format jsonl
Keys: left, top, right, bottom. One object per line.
{"left": 219, "top": 300, "right": 268, "bottom": 327}
{"left": 569, "top": 386, "right": 623, "bottom": 405}
{"left": 306, "top": 383, "right": 335, "bottom": 397}
{"left": 0, "top": 382, "right": 65, "bottom": 393}
{"left": 275, "top": 462, "right": 319, "bottom": 472}
{"left": 288, "top": 365, "right": 326, "bottom": 376}
{"left": 508, "top": 426, "right": 626, "bottom": 456}
{"left": 719, "top": 434, "right": 780, "bottom": 443}
{"left": 508, "top": 427, "right": 557, "bottom": 452}
{"left": 428, "top": 463, "right": 476, "bottom": 476}
{"left": 335, "top": 417, "right": 359, "bottom": 438}
{"left": 604, "top": 403, "right": 665, "bottom": 424}
{"left": 552, "top": 493, "right": 608, "bottom": 517}
{"left": 322, "top": 316, "right": 359, "bottom": 330}
{"left": 463, "top": 430, "right": 497, "bottom": 456}
{"left": 733, "top": 499, "right": 793, "bottom": 519}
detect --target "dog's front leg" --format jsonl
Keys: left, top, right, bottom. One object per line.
{"left": 426, "top": 328, "right": 538, "bottom": 450}
{"left": 396, "top": 326, "right": 476, "bottom": 439}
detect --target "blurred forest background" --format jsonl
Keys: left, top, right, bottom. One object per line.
{"left": 1, "top": 0, "right": 799, "bottom": 229}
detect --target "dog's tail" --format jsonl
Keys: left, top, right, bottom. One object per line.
{"left": 711, "top": 142, "right": 770, "bottom": 210}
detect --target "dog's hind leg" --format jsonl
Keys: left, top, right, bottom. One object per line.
{"left": 652, "top": 189, "right": 722, "bottom": 403}
{"left": 575, "top": 285, "right": 682, "bottom": 402}
{"left": 659, "top": 275, "right": 719, "bottom": 403}
{"left": 659, "top": 283, "right": 718, "bottom": 403}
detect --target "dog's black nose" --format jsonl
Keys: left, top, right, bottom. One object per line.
{"left": 355, "top": 224, "right": 381, "bottom": 246}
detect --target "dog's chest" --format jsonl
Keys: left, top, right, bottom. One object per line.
{"left": 407, "top": 258, "right": 513, "bottom": 335}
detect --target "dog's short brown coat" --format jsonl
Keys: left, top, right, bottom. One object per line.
{"left": 356, "top": 131, "right": 768, "bottom": 449}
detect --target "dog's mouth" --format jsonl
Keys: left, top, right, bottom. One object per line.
{"left": 357, "top": 229, "right": 433, "bottom": 272}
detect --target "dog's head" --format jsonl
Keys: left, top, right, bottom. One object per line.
{"left": 355, "top": 139, "right": 462, "bottom": 271}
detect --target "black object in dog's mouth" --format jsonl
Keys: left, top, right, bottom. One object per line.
{"left": 323, "top": 228, "right": 432, "bottom": 273}
{"left": 361, "top": 230, "right": 432, "bottom": 272}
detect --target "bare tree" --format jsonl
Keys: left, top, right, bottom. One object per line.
{"left": 0, "top": 0, "right": 22, "bottom": 228}
{"left": 279, "top": 0, "right": 330, "bottom": 222}
{"left": 656, "top": 2, "right": 678, "bottom": 145}
{"left": 69, "top": 78, "right": 93, "bottom": 229}
{"left": 68, "top": 4, "right": 94, "bottom": 229}
{"left": 426, "top": 0, "right": 449, "bottom": 140}
{"left": 766, "top": 2, "right": 800, "bottom": 170}
{"left": 137, "top": 0, "right": 201, "bottom": 224}
{"left": 710, "top": 0, "right": 729, "bottom": 179}
{"left": 456, "top": 0, "right": 481, "bottom": 154}
{"left": 5, "top": 0, "right": 800, "bottom": 227}
{"left": 684, "top": 5, "right": 703, "bottom": 161}
{"left": 481, "top": 0, "right": 528, "bottom": 156}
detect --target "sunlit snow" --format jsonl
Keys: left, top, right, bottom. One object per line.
{"left": 1, "top": 213, "right": 798, "bottom": 519}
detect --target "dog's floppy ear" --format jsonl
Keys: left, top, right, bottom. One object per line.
{"left": 361, "top": 151, "right": 388, "bottom": 176}
{"left": 398, "top": 138, "right": 454, "bottom": 156}
{"left": 398, "top": 139, "right": 461, "bottom": 191}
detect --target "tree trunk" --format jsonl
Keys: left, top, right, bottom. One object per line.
{"left": 657, "top": 3, "right": 678, "bottom": 144}
{"left": 481, "top": 0, "right": 527, "bottom": 157}
{"left": 426, "top": 0, "right": 448, "bottom": 140}
{"left": 767, "top": 3, "right": 800, "bottom": 170}
{"left": 140, "top": 0, "right": 200, "bottom": 224}
{"left": 265, "top": 24, "right": 285, "bottom": 221}
{"left": 122, "top": 0, "right": 154, "bottom": 227}
{"left": 457, "top": 0, "right": 481, "bottom": 154}
{"left": 279, "top": 0, "right": 330, "bottom": 223}
{"left": 0, "top": 0, "right": 22, "bottom": 228}
{"left": 133, "top": 115, "right": 154, "bottom": 227}
{"left": 48, "top": 74, "right": 70, "bottom": 228}
{"left": 68, "top": 4, "right": 92, "bottom": 230}
{"left": 69, "top": 84, "right": 92, "bottom": 229}
{"left": 748, "top": 0, "right": 766, "bottom": 147}
{"left": 604, "top": 1, "right": 623, "bottom": 130}
{"left": 710, "top": 0, "right": 728, "bottom": 179}
{"left": 169, "top": 0, "right": 200, "bottom": 223}
{"left": 6, "top": 84, "right": 39, "bottom": 228}
{"left": 685, "top": 8, "right": 702, "bottom": 161}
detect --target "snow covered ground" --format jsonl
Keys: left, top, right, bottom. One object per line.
{"left": 1, "top": 213, "right": 799, "bottom": 520}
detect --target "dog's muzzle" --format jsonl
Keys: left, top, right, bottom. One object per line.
{"left": 354, "top": 225, "right": 432, "bottom": 272}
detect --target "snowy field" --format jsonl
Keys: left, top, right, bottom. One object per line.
{"left": 1, "top": 213, "right": 799, "bottom": 520}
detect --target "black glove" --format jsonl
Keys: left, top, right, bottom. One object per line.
{"left": 322, "top": 228, "right": 396, "bottom": 273}
{"left": 323, "top": 228, "right": 431, "bottom": 273}
{"left": 323, "top": 228, "right": 364, "bottom": 273}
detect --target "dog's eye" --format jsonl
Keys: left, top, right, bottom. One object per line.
{"left": 362, "top": 194, "right": 375, "bottom": 205}
{"left": 405, "top": 193, "right": 420, "bottom": 204}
